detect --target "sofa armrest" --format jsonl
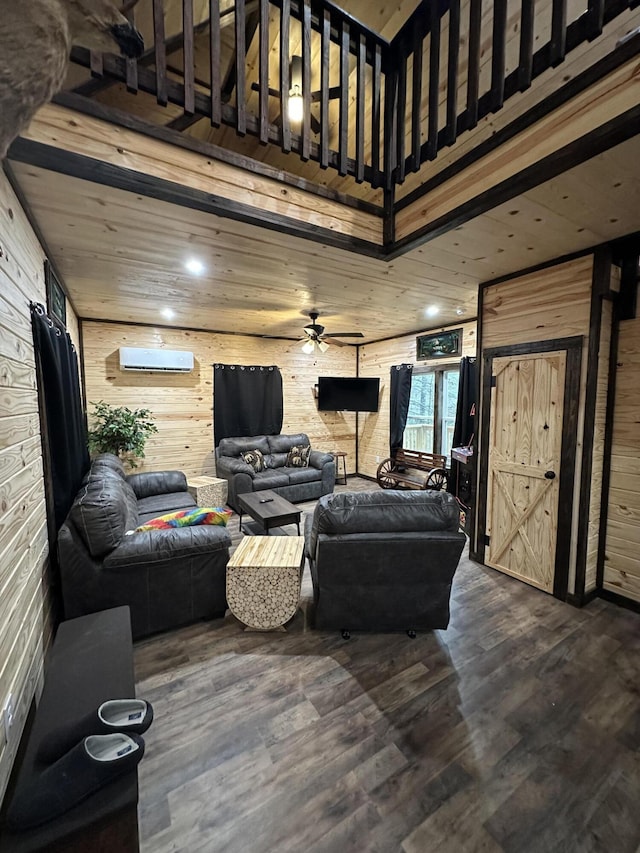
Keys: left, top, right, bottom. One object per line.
{"left": 126, "top": 470, "right": 187, "bottom": 499}
{"left": 309, "top": 450, "right": 333, "bottom": 470}
{"left": 216, "top": 456, "right": 255, "bottom": 478}
{"left": 103, "top": 525, "right": 231, "bottom": 571}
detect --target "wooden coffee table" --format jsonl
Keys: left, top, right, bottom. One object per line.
{"left": 237, "top": 490, "right": 302, "bottom": 535}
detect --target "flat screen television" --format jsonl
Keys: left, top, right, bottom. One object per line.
{"left": 317, "top": 376, "right": 380, "bottom": 412}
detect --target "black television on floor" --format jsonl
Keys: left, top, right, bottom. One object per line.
{"left": 317, "top": 376, "right": 380, "bottom": 412}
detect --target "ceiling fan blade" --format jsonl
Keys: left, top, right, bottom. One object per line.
{"left": 322, "top": 332, "right": 365, "bottom": 338}
{"left": 323, "top": 337, "right": 347, "bottom": 347}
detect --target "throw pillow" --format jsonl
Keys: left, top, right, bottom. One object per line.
{"left": 286, "top": 444, "right": 311, "bottom": 468}
{"left": 136, "top": 507, "right": 233, "bottom": 531}
{"left": 241, "top": 448, "right": 265, "bottom": 473}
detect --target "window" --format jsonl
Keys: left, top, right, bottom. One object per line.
{"left": 405, "top": 365, "right": 460, "bottom": 462}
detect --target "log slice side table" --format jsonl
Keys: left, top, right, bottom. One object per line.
{"left": 226, "top": 536, "right": 305, "bottom": 630}
{"left": 187, "top": 475, "right": 228, "bottom": 506}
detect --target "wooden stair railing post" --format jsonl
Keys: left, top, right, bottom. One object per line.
{"left": 338, "top": 18, "right": 350, "bottom": 176}
{"left": 410, "top": 27, "right": 423, "bottom": 172}
{"left": 320, "top": 6, "right": 331, "bottom": 168}
{"left": 280, "top": 0, "right": 291, "bottom": 152}
{"left": 183, "top": 0, "right": 195, "bottom": 115}
{"left": 153, "top": 0, "right": 168, "bottom": 106}
{"left": 210, "top": 0, "right": 221, "bottom": 126}
{"left": 258, "top": 0, "right": 270, "bottom": 144}
{"left": 235, "top": 0, "right": 247, "bottom": 135}
{"left": 518, "top": 0, "right": 535, "bottom": 91}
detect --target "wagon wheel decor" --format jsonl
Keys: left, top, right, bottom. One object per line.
{"left": 426, "top": 467, "right": 448, "bottom": 491}
{"left": 376, "top": 458, "right": 398, "bottom": 489}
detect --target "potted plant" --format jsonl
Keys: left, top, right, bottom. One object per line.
{"left": 87, "top": 400, "right": 158, "bottom": 469}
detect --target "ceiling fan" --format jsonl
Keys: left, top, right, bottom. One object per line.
{"left": 300, "top": 312, "right": 364, "bottom": 354}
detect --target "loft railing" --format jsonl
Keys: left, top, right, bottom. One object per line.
{"left": 70, "top": 0, "right": 391, "bottom": 188}
{"left": 67, "top": 0, "right": 636, "bottom": 190}
{"left": 390, "top": 0, "right": 638, "bottom": 184}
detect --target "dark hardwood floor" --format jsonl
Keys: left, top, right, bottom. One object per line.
{"left": 134, "top": 479, "right": 640, "bottom": 853}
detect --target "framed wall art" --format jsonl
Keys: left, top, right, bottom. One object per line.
{"left": 45, "top": 260, "right": 66, "bottom": 326}
{"left": 416, "top": 328, "right": 462, "bottom": 360}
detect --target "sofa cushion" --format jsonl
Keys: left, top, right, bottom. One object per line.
{"left": 136, "top": 492, "right": 196, "bottom": 518}
{"left": 267, "top": 433, "right": 310, "bottom": 454}
{"left": 69, "top": 469, "right": 134, "bottom": 558}
{"left": 287, "top": 466, "right": 321, "bottom": 485}
{"left": 241, "top": 448, "right": 266, "bottom": 473}
{"left": 252, "top": 471, "right": 290, "bottom": 490}
{"left": 286, "top": 444, "right": 311, "bottom": 468}
{"left": 218, "top": 435, "right": 270, "bottom": 457}
{"left": 264, "top": 452, "right": 288, "bottom": 469}
{"left": 313, "top": 490, "right": 460, "bottom": 537}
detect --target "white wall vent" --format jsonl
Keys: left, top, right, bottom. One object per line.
{"left": 119, "top": 347, "right": 194, "bottom": 372}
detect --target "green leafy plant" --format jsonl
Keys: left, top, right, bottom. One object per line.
{"left": 88, "top": 401, "right": 158, "bottom": 469}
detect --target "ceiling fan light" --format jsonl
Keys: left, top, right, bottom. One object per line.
{"left": 318, "top": 340, "right": 330, "bottom": 353}
{"left": 288, "top": 90, "right": 303, "bottom": 123}
{"left": 301, "top": 339, "right": 315, "bottom": 354}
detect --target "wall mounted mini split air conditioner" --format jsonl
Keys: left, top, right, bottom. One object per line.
{"left": 118, "top": 347, "right": 194, "bottom": 372}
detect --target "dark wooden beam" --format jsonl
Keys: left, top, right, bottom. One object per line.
{"left": 339, "top": 19, "right": 350, "bottom": 176}
{"left": 371, "top": 42, "right": 382, "bottom": 185}
{"left": 490, "top": 0, "right": 508, "bottom": 111}
{"left": 166, "top": 112, "right": 203, "bottom": 131}
{"left": 320, "top": 6, "right": 331, "bottom": 169}
{"left": 7, "top": 138, "right": 386, "bottom": 259}
{"left": 427, "top": 0, "right": 441, "bottom": 160}
{"left": 550, "top": 0, "right": 568, "bottom": 66}
{"left": 396, "top": 41, "right": 407, "bottom": 183}
{"left": 518, "top": 0, "right": 535, "bottom": 91}
{"left": 410, "top": 28, "right": 423, "bottom": 172}
{"left": 390, "top": 101, "right": 640, "bottom": 260}
{"left": 49, "top": 91, "right": 385, "bottom": 213}
{"left": 467, "top": 0, "right": 481, "bottom": 127}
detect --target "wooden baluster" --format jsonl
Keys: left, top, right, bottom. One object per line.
{"left": 280, "top": 0, "right": 291, "bottom": 152}
{"left": 356, "top": 32, "right": 366, "bottom": 183}
{"left": 383, "top": 65, "right": 398, "bottom": 189}
{"left": 490, "top": 0, "right": 508, "bottom": 112}
{"left": 302, "top": 0, "right": 311, "bottom": 161}
{"left": 587, "top": 0, "right": 605, "bottom": 38}
{"left": 259, "top": 0, "right": 269, "bottom": 144}
{"left": 427, "top": 0, "right": 441, "bottom": 160}
{"left": 339, "top": 18, "right": 349, "bottom": 177}
{"left": 124, "top": 3, "right": 138, "bottom": 93}
{"left": 396, "top": 39, "right": 407, "bottom": 183}
{"left": 411, "top": 29, "right": 423, "bottom": 172}
{"left": 467, "top": 0, "right": 481, "bottom": 128}
{"left": 551, "top": 0, "right": 567, "bottom": 65}
{"left": 371, "top": 42, "right": 382, "bottom": 187}
{"left": 518, "top": 0, "right": 535, "bottom": 91}
{"left": 90, "top": 50, "right": 104, "bottom": 80}
{"left": 235, "top": 0, "right": 247, "bottom": 135}
{"left": 446, "top": 0, "right": 460, "bottom": 146}
{"left": 153, "top": 0, "right": 168, "bottom": 106}
{"left": 320, "top": 7, "right": 330, "bottom": 169}
{"left": 183, "top": 0, "right": 195, "bottom": 114}
{"left": 210, "top": 0, "right": 221, "bottom": 126}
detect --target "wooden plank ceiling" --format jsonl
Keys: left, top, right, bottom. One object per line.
{"left": 61, "top": 1, "right": 640, "bottom": 202}
{"left": 10, "top": 132, "right": 640, "bottom": 340}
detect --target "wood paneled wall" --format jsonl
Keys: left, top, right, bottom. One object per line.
{"left": 81, "top": 322, "right": 358, "bottom": 478}
{"left": 357, "top": 322, "right": 477, "bottom": 479}
{"left": 604, "top": 315, "right": 640, "bottom": 603}
{"left": 0, "top": 173, "right": 51, "bottom": 802}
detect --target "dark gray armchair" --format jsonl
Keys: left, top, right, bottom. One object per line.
{"left": 305, "top": 490, "right": 465, "bottom": 634}
{"left": 58, "top": 455, "right": 231, "bottom": 638}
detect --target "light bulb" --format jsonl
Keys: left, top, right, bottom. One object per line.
{"left": 301, "top": 340, "right": 314, "bottom": 354}
{"left": 318, "top": 341, "right": 330, "bottom": 353}
{"left": 185, "top": 258, "right": 205, "bottom": 275}
{"left": 426, "top": 305, "right": 439, "bottom": 317}
{"left": 288, "top": 91, "right": 303, "bottom": 123}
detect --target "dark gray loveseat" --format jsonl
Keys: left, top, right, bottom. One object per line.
{"left": 305, "top": 490, "right": 465, "bottom": 633}
{"left": 58, "top": 454, "right": 231, "bottom": 638}
{"left": 215, "top": 433, "right": 335, "bottom": 511}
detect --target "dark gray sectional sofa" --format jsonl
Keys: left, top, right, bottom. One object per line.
{"left": 215, "top": 432, "right": 335, "bottom": 510}
{"left": 58, "top": 454, "right": 231, "bottom": 638}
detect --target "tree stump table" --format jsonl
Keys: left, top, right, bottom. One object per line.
{"left": 187, "top": 475, "right": 228, "bottom": 507}
{"left": 226, "top": 536, "right": 305, "bottom": 630}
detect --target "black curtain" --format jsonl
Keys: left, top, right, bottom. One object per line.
{"left": 31, "top": 303, "right": 89, "bottom": 532}
{"left": 449, "top": 356, "right": 477, "bottom": 501}
{"left": 389, "top": 363, "right": 413, "bottom": 457}
{"left": 214, "top": 364, "right": 283, "bottom": 445}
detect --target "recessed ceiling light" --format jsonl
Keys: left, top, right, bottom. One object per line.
{"left": 185, "top": 258, "right": 205, "bottom": 275}
{"left": 426, "top": 305, "right": 439, "bottom": 317}
{"left": 455, "top": 307, "right": 465, "bottom": 315}
{"left": 161, "top": 308, "right": 175, "bottom": 320}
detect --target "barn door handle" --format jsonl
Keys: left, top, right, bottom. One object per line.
{"left": 544, "top": 470, "right": 556, "bottom": 480}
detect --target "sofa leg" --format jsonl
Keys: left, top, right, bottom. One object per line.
{"left": 407, "top": 629, "right": 417, "bottom": 639}
{"left": 341, "top": 629, "right": 351, "bottom": 640}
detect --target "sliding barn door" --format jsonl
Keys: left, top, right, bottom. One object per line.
{"left": 485, "top": 351, "right": 566, "bottom": 592}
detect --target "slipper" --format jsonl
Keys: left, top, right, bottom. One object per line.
{"left": 7, "top": 733, "right": 145, "bottom": 830}
{"left": 37, "top": 699, "right": 153, "bottom": 764}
